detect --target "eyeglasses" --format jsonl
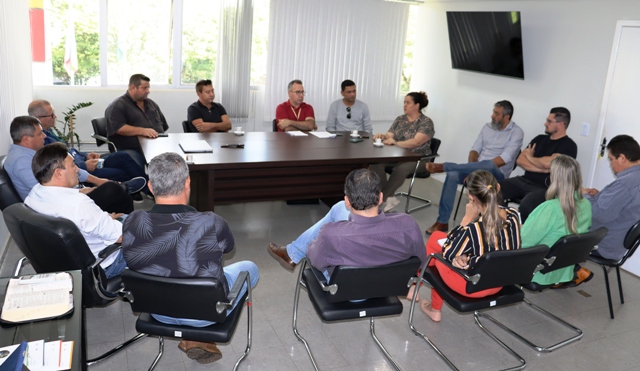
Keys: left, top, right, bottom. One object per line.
{"left": 291, "top": 90, "right": 305, "bottom": 96}
{"left": 37, "top": 112, "right": 55, "bottom": 119}
{"left": 346, "top": 106, "right": 351, "bottom": 119}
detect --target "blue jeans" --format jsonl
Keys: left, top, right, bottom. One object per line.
{"left": 103, "top": 250, "right": 127, "bottom": 279}
{"left": 152, "top": 260, "right": 259, "bottom": 327}
{"left": 286, "top": 201, "right": 351, "bottom": 264}
{"left": 436, "top": 161, "right": 505, "bottom": 223}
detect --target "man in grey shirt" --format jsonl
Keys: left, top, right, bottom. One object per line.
{"left": 326, "top": 80, "right": 371, "bottom": 134}
{"left": 425, "top": 100, "right": 524, "bottom": 234}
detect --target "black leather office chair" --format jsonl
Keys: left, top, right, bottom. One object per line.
{"left": 272, "top": 119, "right": 278, "bottom": 132}
{"left": 2, "top": 203, "right": 122, "bottom": 308}
{"left": 91, "top": 117, "right": 118, "bottom": 153}
{"left": 182, "top": 120, "right": 198, "bottom": 133}
{"left": 293, "top": 257, "right": 422, "bottom": 371}
{"left": 588, "top": 221, "right": 640, "bottom": 319}
{"left": 409, "top": 246, "right": 549, "bottom": 370}
{"left": 0, "top": 155, "right": 21, "bottom": 211}
{"left": 104, "top": 268, "right": 253, "bottom": 371}
{"left": 385, "top": 138, "right": 441, "bottom": 213}
{"left": 474, "top": 227, "right": 608, "bottom": 354}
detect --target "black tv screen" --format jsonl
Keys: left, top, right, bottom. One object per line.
{"left": 446, "top": 11, "right": 524, "bottom": 79}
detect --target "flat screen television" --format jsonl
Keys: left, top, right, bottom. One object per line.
{"left": 446, "top": 11, "right": 524, "bottom": 79}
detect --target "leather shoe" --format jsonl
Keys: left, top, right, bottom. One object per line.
{"left": 268, "top": 243, "right": 296, "bottom": 270}
{"left": 426, "top": 222, "right": 448, "bottom": 235}
{"left": 573, "top": 267, "right": 593, "bottom": 287}
{"left": 179, "top": 340, "right": 222, "bottom": 364}
{"left": 426, "top": 162, "right": 444, "bottom": 174}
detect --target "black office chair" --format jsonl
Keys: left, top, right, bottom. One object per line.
{"left": 385, "top": 138, "right": 441, "bottom": 213}
{"left": 293, "top": 256, "right": 422, "bottom": 371}
{"left": 0, "top": 155, "right": 21, "bottom": 211}
{"left": 475, "top": 227, "right": 608, "bottom": 354}
{"left": 91, "top": 117, "right": 118, "bottom": 153}
{"left": 272, "top": 119, "right": 278, "bottom": 132}
{"left": 182, "top": 120, "right": 198, "bottom": 133}
{"left": 588, "top": 221, "right": 640, "bottom": 319}
{"left": 107, "top": 268, "right": 253, "bottom": 371}
{"left": 410, "top": 246, "right": 549, "bottom": 370}
{"left": 453, "top": 150, "right": 521, "bottom": 220}
{"left": 2, "top": 203, "right": 122, "bottom": 308}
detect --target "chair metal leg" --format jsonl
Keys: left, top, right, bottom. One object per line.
{"left": 475, "top": 297, "right": 583, "bottom": 352}
{"left": 616, "top": 266, "right": 624, "bottom": 304}
{"left": 13, "top": 256, "right": 28, "bottom": 276}
{"left": 453, "top": 185, "right": 466, "bottom": 220}
{"left": 395, "top": 160, "right": 432, "bottom": 214}
{"left": 291, "top": 260, "right": 320, "bottom": 371}
{"left": 369, "top": 318, "right": 401, "bottom": 371}
{"left": 601, "top": 264, "right": 614, "bottom": 319}
{"left": 86, "top": 333, "right": 148, "bottom": 365}
{"left": 473, "top": 311, "right": 526, "bottom": 370}
{"left": 148, "top": 336, "right": 164, "bottom": 371}
{"left": 233, "top": 275, "right": 253, "bottom": 371}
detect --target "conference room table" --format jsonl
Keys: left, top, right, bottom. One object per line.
{"left": 139, "top": 132, "right": 423, "bottom": 211}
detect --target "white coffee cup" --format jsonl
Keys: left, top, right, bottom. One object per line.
{"left": 351, "top": 130, "right": 359, "bottom": 136}
{"left": 375, "top": 138, "right": 382, "bottom": 145}
{"left": 235, "top": 127, "right": 243, "bottom": 132}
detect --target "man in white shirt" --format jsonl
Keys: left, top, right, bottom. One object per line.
{"left": 24, "top": 142, "right": 126, "bottom": 278}
{"left": 326, "top": 80, "right": 372, "bottom": 134}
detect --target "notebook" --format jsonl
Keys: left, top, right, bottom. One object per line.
{"left": 179, "top": 140, "right": 214, "bottom": 153}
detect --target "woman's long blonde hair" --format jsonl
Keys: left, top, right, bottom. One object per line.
{"left": 467, "top": 170, "right": 503, "bottom": 247}
{"left": 546, "top": 155, "right": 583, "bottom": 234}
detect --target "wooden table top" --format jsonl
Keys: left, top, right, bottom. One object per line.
{"left": 139, "top": 132, "right": 423, "bottom": 170}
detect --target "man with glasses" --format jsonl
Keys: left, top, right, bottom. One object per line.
{"left": 326, "top": 80, "right": 371, "bottom": 134}
{"left": 275, "top": 79, "right": 316, "bottom": 132}
{"left": 186, "top": 80, "right": 232, "bottom": 133}
{"left": 28, "top": 100, "right": 148, "bottom": 201}
{"left": 5, "top": 116, "right": 135, "bottom": 213}
{"left": 498, "top": 107, "right": 577, "bottom": 222}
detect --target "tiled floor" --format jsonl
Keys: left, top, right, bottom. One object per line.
{"left": 2, "top": 177, "right": 640, "bottom": 370}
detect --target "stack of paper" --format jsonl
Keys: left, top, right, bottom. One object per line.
{"left": 179, "top": 140, "right": 214, "bottom": 153}
{"left": 1, "top": 273, "right": 73, "bottom": 323}
{"left": 309, "top": 132, "right": 337, "bottom": 139}
{"left": 285, "top": 131, "right": 308, "bottom": 137}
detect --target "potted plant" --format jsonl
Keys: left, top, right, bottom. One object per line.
{"left": 52, "top": 102, "right": 93, "bottom": 149}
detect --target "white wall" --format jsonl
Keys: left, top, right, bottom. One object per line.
{"left": 411, "top": 0, "right": 640, "bottom": 185}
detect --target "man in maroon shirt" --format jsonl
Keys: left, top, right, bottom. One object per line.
{"left": 275, "top": 79, "right": 317, "bottom": 132}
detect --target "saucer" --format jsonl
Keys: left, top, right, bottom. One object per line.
{"left": 373, "top": 142, "right": 384, "bottom": 147}
{"left": 350, "top": 134, "right": 361, "bottom": 138}
{"left": 234, "top": 131, "right": 245, "bottom": 136}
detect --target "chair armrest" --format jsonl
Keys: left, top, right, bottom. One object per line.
{"left": 96, "top": 242, "right": 122, "bottom": 262}
{"left": 91, "top": 134, "right": 118, "bottom": 152}
{"left": 426, "top": 253, "right": 481, "bottom": 285}
{"left": 216, "top": 270, "right": 249, "bottom": 314}
{"left": 421, "top": 153, "right": 440, "bottom": 162}
{"left": 308, "top": 264, "right": 338, "bottom": 295}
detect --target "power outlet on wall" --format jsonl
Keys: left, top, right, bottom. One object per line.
{"left": 581, "top": 123, "right": 590, "bottom": 136}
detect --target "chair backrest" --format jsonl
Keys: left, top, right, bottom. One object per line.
{"left": 91, "top": 117, "right": 116, "bottom": 152}
{"left": 272, "top": 119, "right": 278, "bottom": 132}
{"left": 121, "top": 268, "right": 229, "bottom": 323}
{"left": 428, "top": 138, "right": 441, "bottom": 161}
{"left": 539, "top": 227, "right": 608, "bottom": 274}
{"left": 619, "top": 220, "right": 640, "bottom": 265}
{"left": 0, "top": 156, "right": 22, "bottom": 210}
{"left": 182, "top": 120, "right": 198, "bottom": 133}
{"left": 2, "top": 203, "right": 111, "bottom": 307}
{"left": 465, "top": 245, "right": 550, "bottom": 293}
{"left": 322, "top": 256, "right": 422, "bottom": 303}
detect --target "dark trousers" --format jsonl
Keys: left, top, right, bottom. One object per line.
{"left": 91, "top": 152, "right": 148, "bottom": 193}
{"left": 499, "top": 176, "right": 547, "bottom": 223}
{"left": 87, "top": 181, "right": 134, "bottom": 214}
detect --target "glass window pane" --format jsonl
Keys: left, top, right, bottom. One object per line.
{"left": 401, "top": 5, "right": 418, "bottom": 92}
{"left": 250, "top": 0, "right": 269, "bottom": 86}
{"left": 107, "top": 0, "right": 172, "bottom": 85}
{"left": 31, "top": 0, "right": 100, "bottom": 86}
{"left": 181, "top": 0, "right": 219, "bottom": 85}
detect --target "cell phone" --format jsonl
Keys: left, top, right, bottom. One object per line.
{"left": 221, "top": 144, "right": 245, "bottom": 148}
{"left": 349, "top": 138, "right": 363, "bottom": 143}
{"left": 157, "top": 133, "right": 168, "bottom": 137}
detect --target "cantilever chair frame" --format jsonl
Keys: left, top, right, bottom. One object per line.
{"left": 89, "top": 268, "right": 253, "bottom": 371}
{"left": 478, "top": 227, "right": 608, "bottom": 353}
{"left": 393, "top": 137, "right": 441, "bottom": 214}
{"left": 588, "top": 221, "right": 640, "bottom": 319}
{"left": 293, "top": 257, "right": 421, "bottom": 371}
{"left": 409, "top": 247, "right": 550, "bottom": 371}
{"left": 91, "top": 117, "right": 118, "bottom": 153}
